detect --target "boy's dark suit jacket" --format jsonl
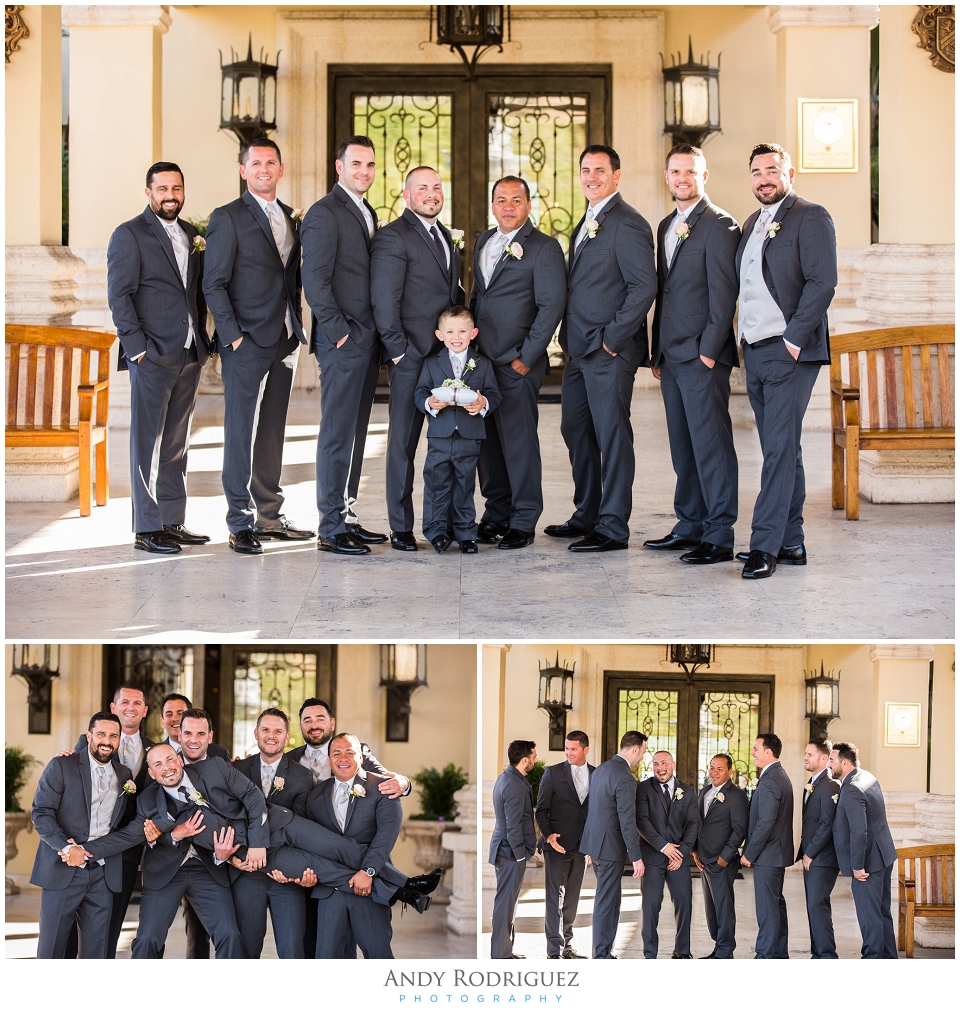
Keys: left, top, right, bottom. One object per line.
{"left": 636, "top": 776, "right": 700, "bottom": 867}
{"left": 798, "top": 769, "right": 841, "bottom": 868}
{"left": 233, "top": 751, "right": 314, "bottom": 819}
{"left": 414, "top": 347, "right": 502, "bottom": 439}
{"left": 535, "top": 760, "right": 595, "bottom": 854}
{"left": 695, "top": 779, "right": 748, "bottom": 866}
{"left": 30, "top": 751, "right": 136, "bottom": 893}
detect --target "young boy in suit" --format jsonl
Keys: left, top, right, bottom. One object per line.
{"left": 414, "top": 305, "right": 501, "bottom": 554}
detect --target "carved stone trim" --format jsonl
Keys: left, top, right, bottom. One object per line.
{"left": 912, "top": 5, "right": 956, "bottom": 72}
{"left": 5, "top": 5, "right": 29, "bottom": 64}
{"left": 767, "top": 5, "right": 880, "bottom": 32}
{"left": 868, "top": 643, "right": 936, "bottom": 661}
{"left": 61, "top": 5, "right": 171, "bottom": 32}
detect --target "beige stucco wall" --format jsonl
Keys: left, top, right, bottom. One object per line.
{"left": 930, "top": 644, "right": 955, "bottom": 796}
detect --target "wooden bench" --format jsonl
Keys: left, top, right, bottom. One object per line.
{"left": 830, "top": 324, "right": 954, "bottom": 520}
{"left": 5, "top": 324, "right": 116, "bottom": 516}
{"left": 897, "top": 843, "right": 954, "bottom": 958}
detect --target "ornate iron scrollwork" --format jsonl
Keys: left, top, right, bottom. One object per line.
{"left": 698, "top": 691, "right": 760, "bottom": 794}
{"left": 5, "top": 5, "right": 29, "bottom": 64}
{"left": 912, "top": 5, "right": 955, "bottom": 73}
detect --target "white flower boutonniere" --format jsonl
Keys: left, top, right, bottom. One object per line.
{"left": 584, "top": 219, "right": 600, "bottom": 240}
{"left": 674, "top": 221, "right": 690, "bottom": 241}
{"left": 272, "top": 776, "right": 285, "bottom": 792}
{"left": 506, "top": 242, "right": 523, "bottom": 260}
{"left": 715, "top": 792, "right": 725, "bottom": 803}
{"left": 191, "top": 235, "right": 205, "bottom": 253}
{"left": 805, "top": 783, "right": 815, "bottom": 795}
{"left": 449, "top": 228, "right": 465, "bottom": 250}
{"left": 349, "top": 784, "right": 366, "bottom": 799}
{"left": 831, "top": 793, "right": 839, "bottom": 804}
{"left": 767, "top": 220, "right": 781, "bottom": 240}
{"left": 465, "top": 358, "right": 477, "bottom": 372}
{"left": 290, "top": 209, "right": 304, "bottom": 225}
{"left": 188, "top": 789, "right": 206, "bottom": 806}
{"left": 122, "top": 780, "right": 137, "bottom": 795}
{"left": 674, "top": 787, "right": 684, "bottom": 801}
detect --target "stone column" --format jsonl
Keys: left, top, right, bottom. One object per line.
{"left": 480, "top": 644, "right": 510, "bottom": 927}
{"left": 442, "top": 782, "right": 477, "bottom": 935}
{"left": 61, "top": 5, "right": 172, "bottom": 429}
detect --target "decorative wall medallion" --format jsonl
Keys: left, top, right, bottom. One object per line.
{"left": 5, "top": 5, "right": 29, "bottom": 64}
{"left": 912, "top": 5, "right": 955, "bottom": 73}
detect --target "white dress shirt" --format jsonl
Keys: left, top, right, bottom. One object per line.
{"left": 570, "top": 761, "right": 589, "bottom": 804}
{"left": 481, "top": 226, "right": 520, "bottom": 286}
{"left": 249, "top": 191, "right": 296, "bottom": 338}
{"left": 337, "top": 181, "right": 375, "bottom": 238}
{"left": 300, "top": 743, "right": 331, "bottom": 784}
{"left": 702, "top": 779, "right": 727, "bottom": 815}
{"left": 574, "top": 192, "right": 617, "bottom": 248}
{"left": 425, "top": 348, "right": 488, "bottom": 418}
{"left": 155, "top": 214, "right": 195, "bottom": 348}
{"left": 88, "top": 758, "right": 119, "bottom": 842}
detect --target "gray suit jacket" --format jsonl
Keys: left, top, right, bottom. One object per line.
{"left": 535, "top": 760, "right": 595, "bottom": 853}
{"left": 286, "top": 740, "right": 411, "bottom": 796}
{"left": 203, "top": 190, "right": 305, "bottom": 348}
{"left": 559, "top": 192, "right": 658, "bottom": 366}
{"left": 578, "top": 754, "right": 642, "bottom": 864}
{"left": 232, "top": 751, "right": 314, "bottom": 819}
{"left": 798, "top": 769, "right": 841, "bottom": 868}
{"left": 488, "top": 765, "right": 536, "bottom": 863}
{"left": 695, "top": 779, "right": 748, "bottom": 865}
{"left": 651, "top": 197, "right": 741, "bottom": 369}
{"left": 29, "top": 751, "right": 136, "bottom": 893}
{"left": 371, "top": 209, "right": 464, "bottom": 361}
{"left": 744, "top": 761, "right": 796, "bottom": 867}
{"left": 833, "top": 767, "right": 898, "bottom": 876}
{"left": 636, "top": 776, "right": 699, "bottom": 867}
{"left": 414, "top": 347, "right": 501, "bottom": 440}
{"left": 469, "top": 219, "right": 567, "bottom": 366}
{"left": 108, "top": 207, "right": 211, "bottom": 369}
{"left": 301, "top": 184, "right": 380, "bottom": 354}
{"left": 735, "top": 191, "right": 837, "bottom": 364}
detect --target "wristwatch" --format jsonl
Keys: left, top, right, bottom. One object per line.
{"left": 364, "top": 867, "right": 376, "bottom": 877}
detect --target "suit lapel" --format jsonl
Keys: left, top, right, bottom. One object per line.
{"left": 242, "top": 190, "right": 285, "bottom": 268}
{"left": 736, "top": 209, "right": 760, "bottom": 275}
{"left": 438, "top": 221, "right": 461, "bottom": 297}
{"left": 405, "top": 209, "right": 449, "bottom": 279}
{"left": 666, "top": 198, "right": 707, "bottom": 279}
{"left": 760, "top": 191, "right": 798, "bottom": 261}
{"left": 143, "top": 208, "right": 185, "bottom": 285}
{"left": 335, "top": 186, "right": 373, "bottom": 248}
{"left": 109, "top": 757, "right": 130, "bottom": 826}
{"left": 342, "top": 776, "right": 361, "bottom": 834}
{"left": 77, "top": 751, "right": 93, "bottom": 832}
{"left": 437, "top": 347, "right": 456, "bottom": 381}
{"left": 488, "top": 219, "right": 533, "bottom": 291}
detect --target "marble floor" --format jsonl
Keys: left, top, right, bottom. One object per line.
{"left": 480, "top": 862, "right": 953, "bottom": 959}
{"left": 5, "top": 387, "right": 954, "bottom": 639}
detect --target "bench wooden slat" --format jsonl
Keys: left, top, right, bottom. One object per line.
{"left": 902, "top": 345, "right": 916, "bottom": 428}
{"left": 897, "top": 844, "right": 954, "bottom": 957}
{"left": 883, "top": 346, "right": 898, "bottom": 428}
{"left": 865, "top": 349, "right": 879, "bottom": 429}
{"left": 25, "top": 345, "right": 38, "bottom": 424}
{"left": 938, "top": 343, "right": 952, "bottom": 427}
{"left": 7, "top": 343, "right": 21, "bottom": 426}
{"left": 42, "top": 346, "right": 56, "bottom": 427}
{"left": 919, "top": 344, "right": 934, "bottom": 427}
{"left": 60, "top": 346, "right": 73, "bottom": 428}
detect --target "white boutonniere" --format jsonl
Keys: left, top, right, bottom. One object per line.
{"left": 290, "top": 209, "right": 304, "bottom": 225}
{"left": 674, "top": 221, "right": 690, "bottom": 241}
{"left": 187, "top": 789, "right": 207, "bottom": 806}
{"left": 831, "top": 793, "right": 839, "bottom": 804}
{"left": 121, "top": 780, "right": 137, "bottom": 795}
{"left": 449, "top": 228, "right": 465, "bottom": 250}
{"left": 674, "top": 787, "right": 684, "bottom": 801}
{"left": 191, "top": 235, "right": 205, "bottom": 253}
{"left": 272, "top": 776, "right": 285, "bottom": 792}
{"left": 805, "top": 783, "right": 815, "bottom": 795}
{"left": 349, "top": 784, "right": 366, "bottom": 799}
{"left": 715, "top": 792, "right": 725, "bottom": 803}
{"left": 766, "top": 220, "right": 781, "bottom": 240}
{"left": 506, "top": 242, "right": 523, "bottom": 260}
{"left": 465, "top": 358, "right": 477, "bottom": 372}
{"left": 584, "top": 219, "right": 600, "bottom": 240}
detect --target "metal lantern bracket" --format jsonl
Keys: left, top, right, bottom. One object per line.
{"left": 10, "top": 644, "right": 60, "bottom": 735}
{"left": 804, "top": 661, "right": 841, "bottom": 741}
{"left": 537, "top": 653, "right": 575, "bottom": 752}
{"left": 431, "top": 5, "right": 511, "bottom": 80}
{"left": 668, "top": 644, "right": 714, "bottom": 684}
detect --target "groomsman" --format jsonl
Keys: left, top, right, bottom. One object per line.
{"left": 636, "top": 751, "right": 699, "bottom": 959}
{"left": 204, "top": 137, "right": 314, "bottom": 555}
{"left": 107, "top": 162, "right": 212, "bottom": 554}
{"left": 231, "top": 708, "right": 314, "bottom": 958}
{"left": 470, "top": 176, "right": 566, "bottom": 548}
{"left": 549, "top": 145, "right": 657, "bottom": 552}
{"left": 489, "top": 740, "right": 538, "bottom": 958}
{"left": 646, "top": 144, "right": 741, "bottom": 563}
{"left": 30, "top": 713, "right": 136, "bottom": 958}
{"left": 161, "top": 695, "right": 231, "bottom": 762}
{"left": 302, "top": 135, "right": 387, "bottom": 555}
{"left": 798, "top": 738, "right": 841, "bottom": 959}
{"left": 579, "top": 731, "right": 647, "bottom": 958}
{"left": 535, "top": 731, "right": 594, "bottom": 959}
{"left": 693, "top": 753, "right": 747, "bottom": 958}
{"left": 371, "top": 166, "right": 463, "bottom": 550}
{"left": 830, "top": 742, "right": 898, "bottom": 959}
{"left": 740, "top": 733, "right": 795, "bottom": 958}
{"left": 735, "top": 143, "right": 837, "bottom": 578}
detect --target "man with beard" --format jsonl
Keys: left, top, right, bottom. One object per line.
{"left": 30, "top": 713, "right": 136, "bottom": 957}
{"left": 302, "top": 136, "right": 388, "bottom": 555}
{"left": 107, "top": 163, "right": 212, "bottom": 554}
{"left": 646, "top": 144, "right": 741, "bottom": 564}
{"left": 734, "top": 143, "right": 836, "bottom": 578}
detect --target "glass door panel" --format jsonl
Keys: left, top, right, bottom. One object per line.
{"left": 698, "top": 691, "right": 761, "bottom": 793}
{"left": 616, "top": 687, "right": 679, "bottom": 782}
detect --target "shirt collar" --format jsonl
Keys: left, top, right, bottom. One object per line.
{"left": 675, "top": 195, "right": 705, "bottom": 221}
{"left": 155, "top": 214, "right": 182, "bottom": 232}
{"left": 337, "top": 181, "right": 369, "bottom": 212}
{"left": 414, "top": 212, "right": 442, "bottom": 234}
{"left": 587, "top": 192, "right": 617, "bottom": 218}
{"left": 305, "top": 742, "right": 329, "bottom": 760}
{"left": 811, "top": 766, "right": 828, "bottom": 784}
{"left": 249, "top": 190, "right": 281, "bottom": 214}
{"left": 756, "top": 193, "right": 788, "bottom": 221}
{"left": 449, "top": 348, "right": 468, "bottom": 364}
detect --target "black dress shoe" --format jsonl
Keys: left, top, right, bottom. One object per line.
{"left": 390, "top": 531, "right": 418, "bottom": 552}
{"left": 642, "top": 532, "right": 700, "bottom": 551}
{"left": 671, "top": 952, "right": 692, "bottom": 959}
{"left": 562, "top": 946, "right": 587, "bottom": 959}
{"left": 505, "top": 953, "right": 527, "bottom": 959}
{"left": 543, "top": 520, "right": 589, "bottom": 539}
{"left": 679, "top": 542, "right": 734, "bottom": 565}
{"left": 316, "top": 533, "right": 370, "bottom": 555}
{"left": 460, "top": 540, "right": 479, "bottom": 554}
{"left": 569, "top": 530, "right": 628, "bottom": 553}
{"left": 345, "top": 522, "right": 388, "bottom": 544}
{"left": 477, "top": 521, "right": 506, "bottom": 544}
{"left": 737, "top": 544, "right": 806, "bottom": 565}
{"left": 431, "top": 534, "right": 452, "bottom": 554}
{"left": 229, "top": 530, "right": 263, "bottom": 555}
{"left": 254, "top": 518, "right": 316, "bottom": 541}
{"left": 135, "top": 531, "right": 182, "bottom": 554}
{"left": 741, "top": 550, "right": 777, "bottom": 579}
{"left": 498, "top": 529, "right": 535, "bottom": 550}
{"left": 406, "top": 868, "right": 443, "bottom": 896}
{"left": 162, "top": 524, "right": 209, "bottom": 545}
{"left": 547, "top": 954, "right": 561, "bottom": 959}
{"left": 700, "top": 953, "right": 718, "bottom": 959}
{"left": 393, "top": 888, "right": 432, "bottom": 914}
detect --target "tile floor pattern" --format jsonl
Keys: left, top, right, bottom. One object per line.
{"left": 5, "top": 387, "right": 954, "bottom": 639}
{"left": 481, "top": 863, "right": 953, "bottom": 959}
{"left": 5, "top": 886, "right": 475, "bottom": 959}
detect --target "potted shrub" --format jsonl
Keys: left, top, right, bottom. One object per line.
{"left": 6, "top": 746, "right": 38, "bottom": 895}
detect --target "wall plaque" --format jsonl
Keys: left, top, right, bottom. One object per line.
{"left": 884, "top": 702, "right": 922, "bottom": 747}
{"left": 798, "top": 98, "right": 858, "bottom": 172}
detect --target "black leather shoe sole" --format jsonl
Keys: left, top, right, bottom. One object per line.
{"left": 737, "top": 547, "right": 806, "bottom": 565}
{"left": 135, "top": 534, "right": 181, "bottom": 554}
{"left": 406, "top": 868, "right": 443, "bottom": 895}
{"left": 254, "top": 527, "right": 315, "bottom": 541}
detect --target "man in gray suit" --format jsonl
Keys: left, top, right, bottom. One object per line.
{"left": 489, "top": 739, "right": 538, "bottom": 958}
{"left": 646, "top": 144, "right": 741, "bottom": 564}
{"left": 798, "top": 737, "right": 841, "bottom": 958}
{"left": 535, "top": 730, "right": 594, "bottom": 959}
{"left": 30, "top": 713, "right": 136, "bottom": 958}
{"left": 692, "top": 753, "right": 748, "bottom": 958}
{"left": 549, "top": 145, "right": 657, "bottom": 552}
{"left": 107, "top": 162, "right": 212, "bottom": 554}
{"left": 740, "top": 733, "right": 795, "bottom": 958}
{"left": 734, "top": 142, "right": 837, "bottom": 578}
{"left": 302, "top": 135, "right": 388, "bottom": 556}
{"left": 830, "top": 742, "right": 898, "bottom": 959}
{"left": 204, "top": 137, "right": 315, "bottom": 555}
{"left": 470, "top": 176, "right": 566, "bottom": 549}
{"left": 579, "top": 731, "right": 646, "bottom": 958}
{"left": 371, "top": 166, "right": 463, "bottom": 550}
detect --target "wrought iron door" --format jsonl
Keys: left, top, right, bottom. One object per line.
{"left": 104, "top": 646, "right": 195, "bottom": 744}
{"left": 604, "top": 672, "right": 774, "bottom": 793}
